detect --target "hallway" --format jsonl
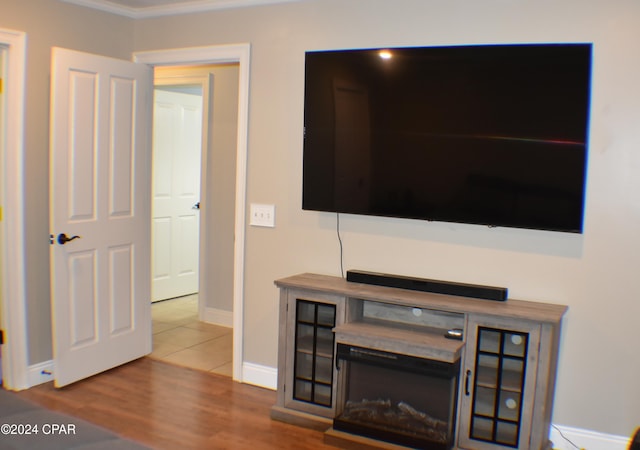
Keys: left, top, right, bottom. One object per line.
{"left": 150, "top": 295, "right": 232, "bottom": 376}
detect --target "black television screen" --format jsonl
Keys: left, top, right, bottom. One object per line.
{"left": 302, "top": 44, "right": 592, "bottom": 233}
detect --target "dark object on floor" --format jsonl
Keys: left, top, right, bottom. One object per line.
{"left": 630, "top": 427, "right": 640, "bottom": 450}
{"left": 0, "top": 389, "right": 150, "bottom": 450}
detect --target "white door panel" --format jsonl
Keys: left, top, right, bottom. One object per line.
{"left": 50, "top": 47, "right": 152, "bottom": 387}
{"left": 151, "top": 89, "right": 202, "bottom": 302}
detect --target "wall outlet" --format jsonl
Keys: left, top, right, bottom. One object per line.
{"left": 250, "top": 203, "right": 275, "bottom": 227}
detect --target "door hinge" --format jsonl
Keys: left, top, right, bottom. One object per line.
{"left": 0, "top": 329, "right": 4, "bottom": 345}
{"left": 49, "top": 234, "right": 55, "bottom": 245}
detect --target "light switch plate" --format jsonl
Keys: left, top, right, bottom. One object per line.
{"left": 250, "top": 203, "right": 275, "bottom": 227}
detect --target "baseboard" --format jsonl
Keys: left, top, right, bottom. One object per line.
{"left": 27, "top": 359, "right": 277, "bottom": 392}
{"left": 550, "top": 424, "right": 630, "bottom": 450}
{"left": 27, "top": 360, "right": 54, "bottom": 387}
{"left": 242, "top": 362, "right": 277, "bottom": 390}
{"left": 202, "top": 307, "right": 233, "bottom": 327}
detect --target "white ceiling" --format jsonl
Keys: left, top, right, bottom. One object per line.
{"left": 61, "top": 0, "right": 303, "bottom": 18}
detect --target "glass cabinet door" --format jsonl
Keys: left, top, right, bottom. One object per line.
{"left": 459, "top": 319, "right": 540, "bottom": 450}
{"left": 469, "top": 327, "right": 528, "bottom": 447}
{"left": 293, "top": 300, "right": 337, "bottom": 407}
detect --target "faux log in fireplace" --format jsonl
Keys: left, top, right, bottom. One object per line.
{"left": 334, "top": 344, "right": 459, "bottom": 449}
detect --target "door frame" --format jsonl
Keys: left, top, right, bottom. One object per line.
{"left": 0, "top": 28, "right": 28, "bottom": 390}
{"left": 134, "top": 44, "right": 250, "bottom": 382}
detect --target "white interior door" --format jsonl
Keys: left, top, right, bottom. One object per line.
{"left": 152, "top": 88, "right": 202, "bottom": 302}
{"left": 50, "top": 47, "right": 152, "bottom": 387}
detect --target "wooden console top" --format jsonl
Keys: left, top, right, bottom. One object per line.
{"left": 275, "top": 273, "right": 567, "bottom": 324}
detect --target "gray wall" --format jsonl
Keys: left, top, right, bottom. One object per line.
{"left": 207, "top": 64, "right": 238, "bottom": 314}
{"left": 3, "top": 0, "right": 640, "bottom": 439}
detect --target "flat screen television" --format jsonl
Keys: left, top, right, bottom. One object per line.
{"left": 302, "top": 43, "right": 592, "bottom": 233}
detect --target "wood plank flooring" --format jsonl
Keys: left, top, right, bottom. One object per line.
{"left": 12, "top": 358, "right": 338, "bottom": 450}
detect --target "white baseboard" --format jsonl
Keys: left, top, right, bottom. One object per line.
{"left": 202, "top": 307, "right": 233, "bottom": 327}
{"left": 241, "top": 362, "right": 277, "bottom": 390}
{"left": 27, "top": 360, "right": 54, "bottom": 387}
{"left": 550, "top": 424, "right": 630, "bottom": 450}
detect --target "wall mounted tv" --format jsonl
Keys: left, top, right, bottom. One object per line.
{"left": 302, "top": 43, "right": 592, "bottom": 233}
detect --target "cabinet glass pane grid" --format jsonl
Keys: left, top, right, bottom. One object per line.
{"left": 470, "top": 327, "right": 528, "bottom": 448}
{"left": 293, "top": 300, "right": 336, "bottom": 407}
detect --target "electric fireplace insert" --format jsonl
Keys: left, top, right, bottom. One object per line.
{"left": 334, "top": 344, "right": 460, "bottom": 449}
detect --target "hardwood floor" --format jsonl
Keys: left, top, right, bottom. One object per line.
{"left": 13, "top": 358, "right": 338, "bottom": 450}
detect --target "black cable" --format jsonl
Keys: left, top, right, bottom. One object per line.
{"left": 336, "top": 213, "right": 344, "bottom": 278}
{"left": 630, "top": 428, "right": 640, "bottom": 450}
{"left": 552, "top": 425, "right": 582, "bottom": 450}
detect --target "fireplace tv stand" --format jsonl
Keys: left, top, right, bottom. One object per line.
{"left": 272, "top": 273, "right": 567, "bottom": 450}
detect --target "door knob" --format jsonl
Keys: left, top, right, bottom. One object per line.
{"left": 57, "top": 233, "right": 81, "bottom": 245}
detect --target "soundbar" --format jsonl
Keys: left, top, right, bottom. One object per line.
{"left": 346, "top": 270, "right": 508, "bottom": 301}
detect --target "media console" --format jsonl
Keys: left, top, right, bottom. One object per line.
{"left": 272, "top": 273, "right": 567, "bottom": 450}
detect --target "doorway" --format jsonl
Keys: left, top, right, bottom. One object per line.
{"left": 135, "top": 44, "right": 250, "bottom": 382}
{"left": 0, "top": 42, "right": 249, "bottom": 390}
{"left": 150, "top": 63, "right": 239, "bottom": 376}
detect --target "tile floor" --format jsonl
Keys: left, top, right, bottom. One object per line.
{"left": 149, "top": 295, "right": 233, "bottom": 376}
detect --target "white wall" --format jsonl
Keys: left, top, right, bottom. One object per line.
{"left": 134, "top": 0, "right": 640, "bottom": 438}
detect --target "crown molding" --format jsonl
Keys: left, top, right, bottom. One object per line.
{"left": 61, "top": 0, "right": 303, "bottom": 18}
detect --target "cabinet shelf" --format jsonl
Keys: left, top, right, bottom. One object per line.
{"left": 476, "top": 368, "right": 524, "bottom": 393}
{"left": 475, "top": 382, "right": 523, "bottom": 394}
{"left": 298, "top": 319, "right": 334, "bottom": 327}
{"left": 295, "top": 335, "right": 334, "bottom": 358}
{"left": 295, "top": 348, "right": 333, "bottom": 358}
{"left": 473, "top": 413, "right": 520, "bottom": 425}
{"left": 333, "top": 320, "right": 463, "bottom": 364}
{"left": 294, "top": 375, "right": 332, "bottom": 386}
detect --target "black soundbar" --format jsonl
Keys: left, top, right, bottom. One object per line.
{"left": 346, "top": 270, "right": 508, "bottom": 301}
